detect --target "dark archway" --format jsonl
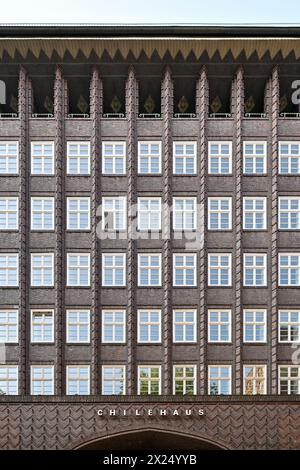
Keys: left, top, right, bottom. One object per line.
{"left": 75, "top": 429, "right": 227, "bottom": 450}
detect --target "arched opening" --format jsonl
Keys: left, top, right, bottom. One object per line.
{"left": 75, "top": 429, "right": 227, "bottom": 451}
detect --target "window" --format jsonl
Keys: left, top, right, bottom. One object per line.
{"left": 138, "top": 310, "right": 161, "bottom": 343}
{"left": 173, "top": 310, "right": 196, "bottom": 342}
{"left": 208, "top": 366, "right": 231, "bottom": 395}
{"left": 102, "top": 366, "right": 125, "bottom": 395}
{"left": 279, "top": 142, "right": 300, "bottom": 175}
{"left": 0, "top": 310, "right": 18, "bottom": 343}
{"left": 31, "top": 197, "right": 54, "bottom": 231}
{"left": 138, "top": 141, "right": 161, "bottom": 174}
{"left": 67, "top": 197, "right": 90, "bottom": 230}
{"left": 137, "top": 197, "right": 161, "bottom": 231}
{"left": 243, "top": 254, "right": 267, "bottom": 287}
{"left": 66, "top": 310, "right": 90, "bottom": 343}
{"left": 279, "top": 253, "right": 300, "bottom": 286}
{"left": 279, "top": 310, "right": 300, "bottom": 342}
{"left": 67, "top": 142, "right": 90, "bottom": 175}
{"left": 208, "top": 254, "right": 231, "bottom": 286}
{"left": 31, "top": 310, "right": 54, "bottom": 343}
{"left": 102, "top": 253, "right": 126, "bottom": 287}
{"left": 0, "top": 254, "right": 18, "bottom": 287}
{"left": 67, "top": 254, "right": 90, "bottom": 287}
{"left": 31, "top": 366, "right": 54, "bottom": 395}
{"left": 244, "top": 365, "right": 267, "bottom": 395}
{"left": 31, "top": 254, "right": 54, "bottom": 287}
{"left": 243, "top": 310, "right": 266, "bottom": 343}
{"left": 66, "top": 366, "right": 90, "bottom": 395}
{"left": 102, "top": 310, "right": 126, "bottom": 343}
{"left": 138, "top": 254, "right": 161, "bottom": 286}
{"left": 0, "top": 366, "right": 18, "bottom": 395}
{"left": 243, "top": 141, "right": 267, "bottom": 174}
{"left": 279, "top": 366, "right": 300, "bottom": 395}
{"left": 31, "top": 142, "right": 54, "bottom": 175}
{"left": 279, "top": 197, "right": 300, "bottom": 230}
{"left": 0, "top": 142, "right": 18, "bottom": 174}
{"left": 173, "top": 142, "right": 197, "bottom": 175}
{"left": 102, "top": 197, "right": 126, "bottom": 231}
{"left": 243, "top": 197, "right": 267, "bottom": 230}
{"left": 0, "top": 197, "right": 18, "bottom": 230}
{"left": 208, "top": 141, "right": 232, "bottom": 174}
{"left": 208, "top": 197, "right": 232, "bottom": 230}
{"left": 173, "top": 365, "right": 196, "bottom": 395}
{"left": 173, "top": 198, "right": 196, "bottom": 230}
{"left": 208, "top": 310, "right": 231, "bottom": 343}
{"left": 173, "top": 254, "right": 197, "bottom": 287}
{"left": 102, "top": 142, "right": 126, "bottom": 175}
{"left": 138, "top": 366, "right": 161, "bottom": 395}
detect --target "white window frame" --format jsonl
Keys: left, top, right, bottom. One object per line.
{"left": 66, "top": 253, "right": 90, "bottom": 287}
{"left": 137, "top": 197, "right": 161, "bottom": 231}
{"left": 0, "top": 365, "right": 18, "bottom": 395}
{"left": 0, "top": 310, "right": 18, "bottom": 343}
{"left": 173, "top": 197, "right": 197, "bottom": 231}
{"left": 173, "top": 365, "right": 196, "bottom": 395}
{"left": 102, "top": 141, "right": 126, "bottom": 175}
{"left": 138, "top": 141, "right": 162, "bottom": 174}
{"left": 31, "top": 253, "right": 54, "bottom": 287}
{"left": 66, "top": 310, "right": 90, "bottom": 344}
{"left": 243, "top": 141, "right": 267, "bottom": 175}
{"left": 243, "top": 365, "right": 267, "bottom": 395}
{"left": 243, "top": 309, "right": 267, "bottom": 343}
{"left": 137, "top": 309, "right": 161, "bottom": 344}
{"left": 278, "top": 253, "right": 300, "bottom": 287}
{"left": 278, "top": 365, "right": 300, "bottom": 395}
{"left": 31, "top": 197, "right": 54, "bottom": 231}
{"left": 0, "top": 197, "right": 18, "bottom": 231}
{"left": 278, "top": 197, "right": 300, "bottom": 230}
{"left": 279, "top": 310, "right": 300, "bottom": 343}
{"left": 173, "top": 309, "right": 197, "bottom": 343}
{"left": 66, "top": 365, "right": 90, "bottom": 395}
{"left": 0, "top": 141, "right": 19, "bottom": 174}
{"left": 173, "top": 253, "right": 197, "bottom": 287}
{"left": 208, "top": 253, "right": 232, "bottom": 287}
{"left": 30, "top": 365, "right": 54, "bottom": 395}
{"left": 173, "top": 141, "right": 197, "bottom": 175}
{"left": 30, "top": 309, "right": 54, "bottom": 344}
{"left": 208, "top": 197, "right": 232, "bottom": 230}
{"left": 102, "top": 253, "right": 126, "bottom": 287}
{"left": 243, "top": 197, "right": 267, "bottom": 230}
{"left": 102, "top": 365, "right": 126, "bottom": 395}
{"left": 208, "top": 365, "right": 232, "bottom": 395}
{"left": 138, "top": 253, "right": 161, "bottom": 287}
{"left": 243, "top": 253, "right": 267, "bottom": 287}
{"left": 279, "top": 141, "right": 300, "bottom": 175}
{"left": 67, "top": 141, "right": 91, "bottom": 175}
{"left": 101, "top": 196, "right": 127, "bottom": 231}
{"left": 67, "top": 197, "right": 91, "bottom": 231}
{"left": 101, "top": 310, "right": 126, "bottom": 344}
{"left": 208, "top": 141, "right": 232, "bottom": 175}
{"left": 0, "top": 253, "right": 19, "bottom": 287}
{"left": 31, "top": 141, "right": 55, "bottom": 175}
{"left": 208, "top": 309, "right": 232, "bottom": 343}
{"left": 138, "top": 365, "right": 161, "bottom": 395}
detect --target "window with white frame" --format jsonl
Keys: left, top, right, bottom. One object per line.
{"left": 138, "top": 366, "right": 161, "bottom": 395}
{"left": 66, "top": 365, "right": 90, "bottom": 395}
{"left": 243, "top": 310, "right": 266, "bottom": 343}
{"left": 67, "top": 142, "right": 90, "bottom": 175}
{"left": 243, "top": 197, "right": 267, "bottom": 230}
{"left": 66, "top": 310, "right": 90, "bottom": 343}
{"left": 243, "top": 141, "right": 267, "bottom": 175}
{"left": 0, "top": 197, "right": 18, "bottom": 230}
{"left": 102, "top": 142, "right": 126, "bottom": 175}
{"left": 173, "top": 142, "right": 197, "bottom": 175}
{"left": 208, "top": 365, "right": 231, "bottom": 395}
{"left": 279, "top": 253, "right": 300, "bottom": 286}
{"left": 0, "top": 142, "right": 18, "bottom": 174}
{"left": 208, "top": 310, "right": 231, "bottom": 343}
{"left": 138, "top": 141, "right": 161, "bottom": 174}
{"left": 173, "top": 365, "right": 196, "bottom": 395}
{"left": 138, "top": 310, "right": 161, "bottom": 343}
{"left": 173, "top": 310, "right": 196, "bottom": 342}
{"left": 31, "top": 197, "right": 54, "bottom": 231}
{"left": 102, "top": 366, "right": 125, "bottom": 395}
{"left": 208, "top": 254, "right": 231, "bottom": 286}
{"left": 102, "top": 310, "right": 126, "bottom": 343}
{"left": 31, "top": 366, "right": 54, "bottom": 395}
{"left": 244, "top": 365, "right": 267, "bottom": 395}
{"left": 279, "top": 366, "right": 300, "bottom": 395}
{"left": 138, "top": 254, "right": 161, "bottom": 286}
{"left": 173, "top": 254, "right": 197, "bottom": 287}
{"left": 31, "top": 254, "right": 54, "bottom": 287}
{"left": 31, "top": 142, "right": 54, "bottom": 175}
{"left": 279, "top": 142, "right": 300, "bottom": 175}
{"left": 279, "top": 310, "right": 300, "bottom": 342}
{"left": 279, "top": 197, "right": 300, "bottom": 230}
{"left": 0, "top": 366, "right": 18, "bottom": 395}
{"left": 137, "top": 197, "right": 161, "bottom": 231}
{"left": 31, "top": 310, "right": 54, "bottom": 343}
{"left": 208, "top": 142, "right": 232, "bottom": 174}
{"left": 67, "top": 197, "right": 90, "bottom": 230}
{"left": 67, "top": 254, "right": 90, "bottom": 287}
{"left": 173, "top": 198, "right": 196, "bottom": 230}
{"left": 0, "top": 254, "right": 18, "bottom": 287}
{"left": 102, "top": 253, "right": 126, "bottom": 287}
{"left": 102, "top": 197, "right": 126, "bottom": 231}
{"left": 243, "top": 254, "right": 267, "bottom": 287}
{"left": 0, "top": 310, "right": 18, "bottom": 343}
{"left": 208, "top": 197, "right": 232, "bottom": 230}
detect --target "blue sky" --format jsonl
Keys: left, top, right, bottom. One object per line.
{"left": 1, "top": 0, "right": 300, "bottom": 23}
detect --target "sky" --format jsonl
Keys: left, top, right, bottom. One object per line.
{"left": 0, "top": 0, "right": 300, "bottom": 24}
